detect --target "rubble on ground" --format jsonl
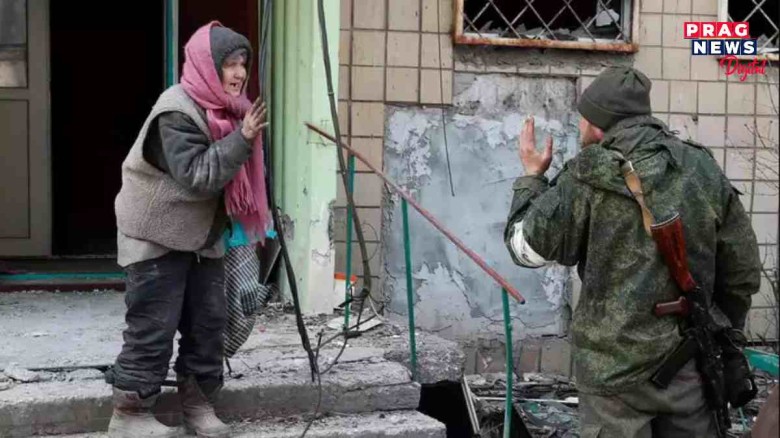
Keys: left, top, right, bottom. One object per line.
{"left": 462, "top": 369, "right": 779, "bottom": 438}
{"left": 3, "top": 364, "right": 44, "bottom": 383}
{"left": 727, "top": 371, "right": 779, "bottom": 437}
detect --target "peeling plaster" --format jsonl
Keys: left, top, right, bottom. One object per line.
{"left": 382, "top": 74, "right": 579, "bottom": 343}
{"left": 385, "top": 111, "right": 438, "bottom": 194}
{"left": 326, "top": 200, "right": 336, "bottom": 242}
{"left": 281, "top": 214, "right": 295, "bottom": 241}
{"left": 311, "top": 248, "right": 332, "bottom": 267}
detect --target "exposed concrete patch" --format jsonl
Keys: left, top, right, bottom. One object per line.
{"left": 311, "top": 248, "right": 333, "bottom": 267}
{"left": 454, "top": 44, "right": 634, "bottom": 74}
{"left": 281, "top": 213, "right": 295, "bottom": 241}
{"left": 229, "top": 411, "right": 447, "bottom": 438}
{"left": 3, "top": 365, "right": 42, "bottom": 383}
{"left": 384, "top": 111, "right": 437, "bottom": 195}
{"left": 382, "top": 74, "right": 579, "bottom": 344}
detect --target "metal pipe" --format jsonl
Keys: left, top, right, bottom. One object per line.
{"left": 344, "top": 154, "right": 356, "bottom": 329}
{"left": 402, "top": 199, "right": 418, "bottom": 380}
{"left": 502, "top": 288, "right": 514, "bottom": 438}
{"left": 305, "top": 122, "right": 525, "bottom": 304}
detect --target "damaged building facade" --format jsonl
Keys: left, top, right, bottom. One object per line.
{"left": 335, "top": 0, "right": 780, "bottom": 375}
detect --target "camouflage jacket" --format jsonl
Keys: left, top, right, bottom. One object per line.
{"left": 504, "top": 115, "right": 761, "bottom": 394}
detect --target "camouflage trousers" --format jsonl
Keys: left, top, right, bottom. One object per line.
{"left": 579, "top": 360, "right": 716, "bottom": 438}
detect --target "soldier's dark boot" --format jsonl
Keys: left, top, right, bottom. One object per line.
{"left": 107, "top": 387, "right": 182, "bottom": 438}
{"left": 177, "top": 375, "right": 230, "bottom": 438}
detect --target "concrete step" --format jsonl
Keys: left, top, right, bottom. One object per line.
{"left": 46, "top": 411, "right": 447, "bottom": 438}
{"left": 0, "top": 354, "right": 420, "bottom": 437}
{"left": 0, "top": 292, "right": 465, "bottom": 437}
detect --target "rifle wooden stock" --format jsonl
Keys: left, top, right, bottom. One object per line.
{"left": 650, "top": 214, "right": 697, "bottom": 293}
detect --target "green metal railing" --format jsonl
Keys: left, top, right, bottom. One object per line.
{"left": 344, "top": 153, "right": 356, "bottom": 331}
{"left": 163, "top": 0, "right": 177, "bottom": 88}
{"left": 402, "top": 199, "right": 419, "bottom": 381}
{"left": 307, "top": 122, "right": 524, "bottom": 434}
{"left": 502, "top": 288, "right": 514, "bottom": 437}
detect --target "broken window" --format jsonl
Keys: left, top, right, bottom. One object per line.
{"left": 721, "top": 0, "right": 779, "bottom": 58}
{"left": 454, "top": 0, "right": 636, "bottom": 52}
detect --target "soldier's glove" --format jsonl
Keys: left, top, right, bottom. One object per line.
{"left": 717, "top": 328, "right": 757, "bottom": 408}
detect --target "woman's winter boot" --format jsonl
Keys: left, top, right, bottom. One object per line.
{"left": 107, "top": 387, "right": 182, "bottom": 437}
{"left": 177, "top": 375, "right": 230, "bottom": 437}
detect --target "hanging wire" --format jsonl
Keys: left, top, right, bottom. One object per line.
{"left": 436, "top": 0, "right": 456, "bottom": 197}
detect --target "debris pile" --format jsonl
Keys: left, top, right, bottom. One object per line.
{"left": 727, "top": 370, "right": 779, "bottom": 437}
{"left": 464, "top": 372, "right": 579, "bottom": 437}
{"left": 462, "top": 368, "right": 779, "bottom": 438}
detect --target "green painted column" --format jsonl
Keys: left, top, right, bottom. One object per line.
{"left": 164, "top": 0, "right": 178, "bottom": 87}
{"left": 271, "top": 0, "right": 339, "bottom": 314}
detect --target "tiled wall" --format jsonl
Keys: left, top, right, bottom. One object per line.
{"left": 338, "top": 0, "right": 779, "bottom": 342}
{"left": 335, "top": 0, "right": 455, "bottom": 286}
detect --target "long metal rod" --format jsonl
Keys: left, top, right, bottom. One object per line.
{"left": 402, "top": 199, "right": 418, "bottom": 380}
{"left": 435, "top": 0, "right": 455, "bottom": 197}
{"left": 502, "top": 288, "right": 514, "bottom": 438}
{"left": 305, "top": 122, "right": 525, "bottom": 304}
{"left": 344, "top": 154, "right": 356, "bottom": 329}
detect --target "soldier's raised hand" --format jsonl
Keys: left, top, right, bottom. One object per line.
{"left": 518, "top": 116, "right": 553, "bottom": 177}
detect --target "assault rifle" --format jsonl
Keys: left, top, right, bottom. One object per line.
{"left": 649, "top": 214, "right": 731, "bottom": 437}
{"left": 620, "top": 160, "right": 757, "bottom": 438}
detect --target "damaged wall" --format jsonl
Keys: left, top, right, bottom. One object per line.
{"left": 381, "top": 73, "right": 580, "bottom": 343}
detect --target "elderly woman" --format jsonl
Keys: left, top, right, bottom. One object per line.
{"left": 109, "top": 22, "right": 270, "bottom": 438}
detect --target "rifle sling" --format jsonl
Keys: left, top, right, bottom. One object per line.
{"left": 620, "top": 161, "right": 655, "bottom": 236}
{"left": 619, "top": 159, "right": 695, "bottom": 383}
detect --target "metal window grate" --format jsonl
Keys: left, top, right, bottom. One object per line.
{"left": 454, "top": 0, "right": 637, "bottom": 53}
{"left": 726, "top": 0, "right": 779, "bottom": 56}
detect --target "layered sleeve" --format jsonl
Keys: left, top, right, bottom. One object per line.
{"left": 155, "top": 112, "right": 253, "bottom": 195}
{"left": 713, "top": 184, "right": 761, "bottom": 329}
{"left": 504, "top": 172, "right": 590, "bottom": 268}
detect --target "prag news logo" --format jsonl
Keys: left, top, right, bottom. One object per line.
{"left": 684, "top": 21, "right": 767, "bottom": 82}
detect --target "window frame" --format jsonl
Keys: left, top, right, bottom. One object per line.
{"left": 0, "top": 0, "right": 29, "bottom": 89}
{"left": 717, "top": 0, "right": 779, "bottom": 61}
{"left": 453, "top": 0, "right": 639, "bottom": 53}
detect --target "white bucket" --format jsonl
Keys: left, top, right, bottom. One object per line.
{"left": 334, "top": 272, "right": 358, "bottom": 299}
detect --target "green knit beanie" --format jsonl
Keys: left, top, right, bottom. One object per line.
{"left": 577, "top": 67, "right": 652, "bottom": 131}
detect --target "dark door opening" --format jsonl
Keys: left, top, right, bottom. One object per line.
{"left": 50, "top": 0, "right": 259, "bottom": 256}
{"left": 178, "top": 0, "right": 260, "bottom": 100}
{"left": 50, "top": 1, "right": 164, "bottom": 255}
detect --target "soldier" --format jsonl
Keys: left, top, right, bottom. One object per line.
{"left": 505, "top": 67, "right": 761, "bottom": 437}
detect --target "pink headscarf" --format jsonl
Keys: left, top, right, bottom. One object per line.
{"left": 180, "top": 22, "right": 270, "bottom": 244}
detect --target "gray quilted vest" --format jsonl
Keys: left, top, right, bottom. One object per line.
{"left": 114, "top": 85, "right": 218, "bottom": 252}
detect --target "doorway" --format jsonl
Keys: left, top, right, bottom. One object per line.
{"left": 49, "top": 0, "right": 260, "bottom": 256}
{"left": 178, "top": 0, "right": 260, "bottom": 100}
{"left": 50, "top": 0, "right": 164, "bottom": 255}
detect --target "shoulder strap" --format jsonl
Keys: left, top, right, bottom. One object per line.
{"left": 620, "top": 160, "right": 655, "bottom": 236}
